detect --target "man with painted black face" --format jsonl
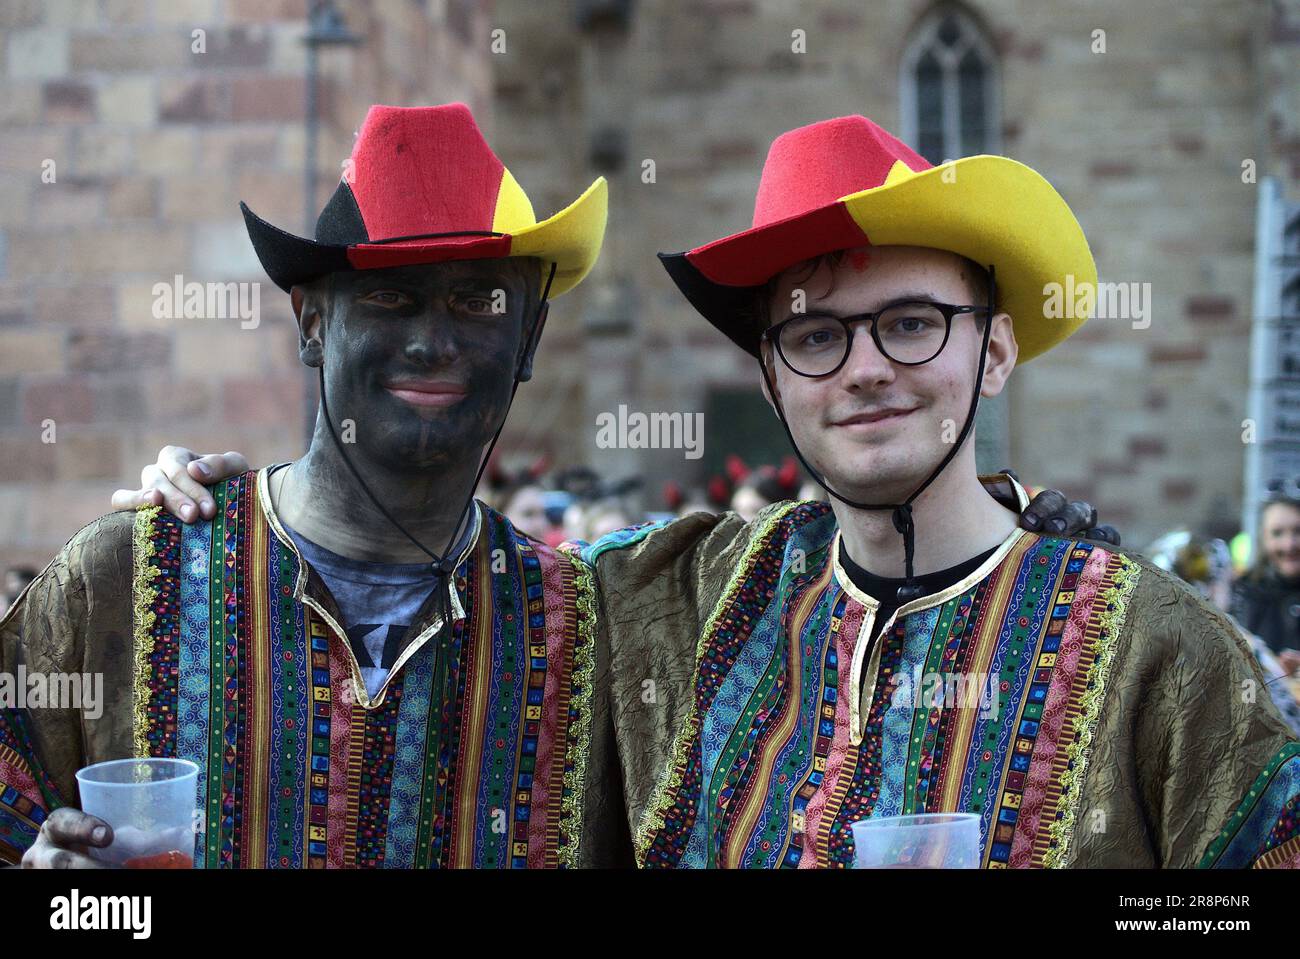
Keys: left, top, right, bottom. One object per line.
{"left": 0, "top": 104, "right": 612, "bottom": 868}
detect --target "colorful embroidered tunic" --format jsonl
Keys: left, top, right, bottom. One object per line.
{"left": 0, "top": 469, "right": 599, "bottom": 868}
{"left": 583, "top": 477, "right": 1300, "bottom": 868}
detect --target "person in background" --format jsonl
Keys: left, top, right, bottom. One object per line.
{"left": 502, "top": 484, "right": 555, "bottom": 543}
{"left": 730, "top": 457, "right": 803, "bottom": 522}
{"left": 550, "top": 469, "right": 639, "bottom": 543}
{"left": 0, "top": 567, "right": 38, "bottom": 619}
{"left": 482, "top": 456, "right": 557, "bottom": 543}
{"left": 579, "top": 500, "right": 635, "bottom": 542}
{"left": 1230, "top": 492, "right": 1300, "bottom": 677}
{"left": 1149, "top": 530, "right": 1300, "bottom": 737}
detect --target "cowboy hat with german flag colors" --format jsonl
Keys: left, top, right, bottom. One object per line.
{"left": 658, "top": 114, "right": 1096, "bottom": 363}
{"left": 241, "top": 102, "right": 607, "bottom": 297}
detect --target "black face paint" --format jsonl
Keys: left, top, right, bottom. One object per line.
{"left": 314, "top": 258, "right": 557, "bottom": 630}
{"left": 319, "top": 262, "right": 530, "bottom": 474}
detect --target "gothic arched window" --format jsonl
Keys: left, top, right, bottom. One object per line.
{"left": 899, "top": 6, "right": 1001, "bottom": 164}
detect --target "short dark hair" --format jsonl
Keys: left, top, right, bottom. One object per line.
{"left": 751, "top": 248, "right": 996, "bottom": 338}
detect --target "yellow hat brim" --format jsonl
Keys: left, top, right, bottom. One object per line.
{"left": 509, "top": 177, "right": 608, "bottom": 297}
{"left": 841, "top": 155, "right": 1096, "bottom": 363}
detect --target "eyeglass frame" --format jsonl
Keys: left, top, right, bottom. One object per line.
{"left": 761, "top": 299, "right": 994, "bottom": 378}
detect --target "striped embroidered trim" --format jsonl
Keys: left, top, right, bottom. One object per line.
{"left": 1043, "top": 552, "right": 1141, "bottom": 868}
{"left": 0, "top": 742, "right": 51, "bottom": 829}
{"left": 558, "top": 553, "right": 598, "bottom": 868}
{"left": 1254, "top": 833, "right": 1300, "bottom": 869}
{"left": 1197, "top": 741, "right": 1300, "bottom": 868}
{"left": 130, "top": 505, "right": 164, "bottom": 758}
{"left": 632, "top": 501, "right": 801, "bottom": 866}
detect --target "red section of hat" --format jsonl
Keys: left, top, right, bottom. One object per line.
{"left": 348, "top": 103, "right": 505, "bottom": 241}
{"left": 751, "top": 115, "right": 931, "bottom": 228}
{"left": 686, "top": 201, "right": 868, "bottom": 286}
{"left": 346, "top": 234, "right": 513, "bottom": 270}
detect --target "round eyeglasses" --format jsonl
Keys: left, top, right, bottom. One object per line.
{"left": 763, "top": 300, "right": 992, "bottom": 377}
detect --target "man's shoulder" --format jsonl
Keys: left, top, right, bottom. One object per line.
{"left": 33, "top": 510, "right": 138, "bottom": 586}
{"left": 1019, "top": 534, "right": 1248, "bottom": 665}
{"left": 59, "top": 510, "right": 141, "bottom": 590}
{"left": 573, "top": 515, "right": 699, "bottom": 568}
{"left": 576, "top": 505, "right": 759, "bottom": 579}
{"left": 581, "top": 498, "right": 833, "bottom": 569}
{"left": 0, "top": 509, "right": 139, "bottom": 635}
{"left": 1031, "top": 535, "right": 1191, "bottom": 602}
{"left": 69, "top": 508, "right": 139, "bottom": 551}
{"left": 1093, "top": 541, "right": 1223, "bottom": 615}
{"left": 55, "top": 509, "right": 142, "bottom": 585}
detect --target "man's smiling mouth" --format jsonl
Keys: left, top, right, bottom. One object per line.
{"left": 382, "top": 378, "right": 468, "bottom": 408}
{"left": 832, "top": 407, "right": 918, "bottom": 429}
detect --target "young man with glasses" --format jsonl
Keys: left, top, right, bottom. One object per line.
{"left": 580, "top": 115, "right": 1299, "bottom": 868}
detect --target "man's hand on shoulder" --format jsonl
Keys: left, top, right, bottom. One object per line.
{"left": 995, "top": 468, "right": 1122, "bottom": 545}
{"left": 110, "top": 446, "right": 250, "bottom": 524}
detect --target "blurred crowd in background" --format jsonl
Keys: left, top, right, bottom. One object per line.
{"left": 480, "top": 453, "right": 819, "bottom": 546}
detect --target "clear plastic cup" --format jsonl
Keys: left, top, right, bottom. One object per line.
{"left": 75, "top": 758, "right": 199, "bottom": 869}
{"left": 850, "top": 812, "right": 981, "bottom": 869}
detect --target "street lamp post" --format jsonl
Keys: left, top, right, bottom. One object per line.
{"left": 303, "top": 0, "right": 363, "bottom": 231}
{"left": 301, "top": 1, "right": 362, "bottom": 439}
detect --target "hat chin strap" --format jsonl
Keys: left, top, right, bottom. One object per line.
{"left": 316, "top": 261, "right": 558, "bottom": 631}
{"left": 759, "top": 266, "right": 996, "bottom": 602}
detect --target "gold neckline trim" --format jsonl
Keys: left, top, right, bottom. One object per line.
{"left": 832, "top": 473, "right": 1031, "bottom": 615}
{"left": 836, "top": 473, "right": 1033, "bottom": 744}
{"left": 255, "top": 463, "right": 483, "bottom": 708}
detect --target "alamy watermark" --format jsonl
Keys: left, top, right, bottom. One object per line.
{"left": 1043, "top": 275, "right": 1152, "bottom": 329}
{"left": 595, "top": 404, "right": 704, "bottom": 460}
{"left": 0, "top": 667, "right": 103, "bottom": 719}
{"left": 152, "top": 274, "right": 261, "bottom": 329}
{"left": 889, "top": 664, "right": 1000, "bottom": 719}
{"left": 50, "top": 889, "right": 150, "bottom": 939}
